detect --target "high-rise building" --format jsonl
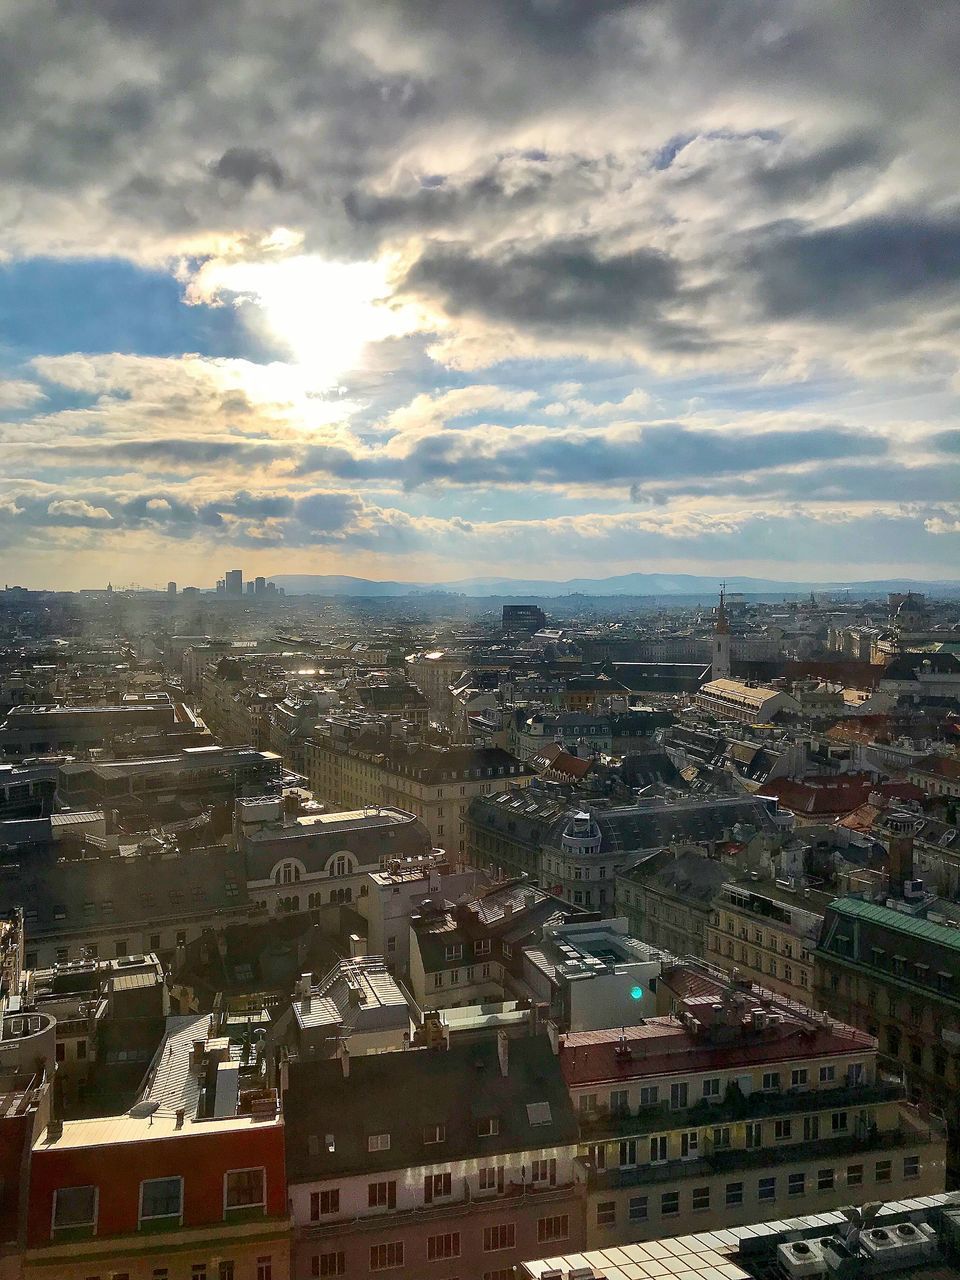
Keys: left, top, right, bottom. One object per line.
{"left": 246, "top": 580, "right": 255, "bottom": 594}
{"left": 224, "top": 568, "right": 243, "bottom": 596}
{"left": 166, "top": 580, "right": 177, "bottom": 595}
{"left": 255, "top": 575, "right": 266, "bottom": 594}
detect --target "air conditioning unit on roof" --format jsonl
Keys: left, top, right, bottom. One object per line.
{"left": 776, "top": 1238, "right": 827, "bottom": 1279}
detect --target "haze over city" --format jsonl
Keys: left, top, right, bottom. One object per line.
{"left": 3, "top": 2, "right": 960, "bottom": 588}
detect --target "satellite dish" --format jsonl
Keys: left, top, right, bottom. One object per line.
{"left": 129, "top": 1100, "right": 160, "bottom": 1119}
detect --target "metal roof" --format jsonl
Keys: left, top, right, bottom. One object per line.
{"left": 830, "top": 896, "right": 960, "bottom": 951}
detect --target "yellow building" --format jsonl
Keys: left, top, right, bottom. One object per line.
{"left": 562, "top": 964, "right": 945, "bottom": 1247}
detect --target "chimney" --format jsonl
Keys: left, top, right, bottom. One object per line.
{"left": 175, "top": 1107, "right": 185, "bottom": 1129}
{"left": 339, "top": 1042, "right": 350, "bottom": 1078}
{"left": 887, "top": 815, "right": 915, "bottom": 896}
{"left": 546, "top": 1021, "right": 560, "bottom": 1055}
{"left": 497, "top": 1030, "right": 509, "bottom": 1077}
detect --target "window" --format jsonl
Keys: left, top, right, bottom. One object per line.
{"left": 531, "top": 1158, "right": 555, "bottom": 1184}
{"left": 818, "top": 1168, "right": 834, "bottom": 1191}
{"left": 681, "top": 1130, "right": 699, "bottom": 1159}
{"left": 791, "top": 1068, "right": 808, "bottom": 1087}
{"left": 702, "top": 1077, "right": 721, "bottom": 1100}
{"left": 445, "top": 944, "right": 463, "bottom": 961}
{"left": 831, "top": 1111, "right": 848, "bottom": 1133}
{"left": 427, "top": 1233, "right": 460, "bottom": 1260}
{"left": 193, "top": 1267, "right": 207, "bottom": 1280}
{"left": 449, "top": 969, "right": 460, "bottom": 985}
{"left": 712, "top": 1126, "right": 731, "bottom": 1149}
{"left": 804, "top": 1116, "right": 820, "bottom": 1141}
{"left": 368, "top": 1133, "right": 391, "bottom": 1152}
{"left": 478, "top": 1166, "right": 501, "bottom": 1192}
{"left": 368, "top": 1181, "right": 396, "bottom": 1209}
{"left": 218, "top": 1264, "right": 234, "bottom": 1280}
{"left": 629, "top": 1195, "right": 648, "bottom": 1222}
{"left": 619, "top": 1139, "right": 638, "bottom": 1168}
{"left": 423, "top": 1172, "right": 452, "bottom": 1202}
{"left": 370, "top": 1243, "right": 404, "bottom": 1271}
{"left": 596, "top": 1201, "right": 616, "bottom": 1227}
{"left": 139, "top": 1176, "right": 183, "bottom": 1225}
{"left": 76, "top": 1039, "right": 87, "bottom": 1060}
{"left": 875, "top": 1160, "right": 892, "bottom": 1184}
{"left": 904, "top": 1155, "right": 920, "bottom": 1179}
{"left": 847, "top": 1164, "right": 864, "bottom": 1187}
{"left": 312, "top": 1256, "right": 345, "bottom": 1278}
{"left": 537, "top": 1215, "right": 568, "bottom": 1244}
{"left": 639, "top": 1085, "right": 659, "bottom": 1106}
{"left": 758, "top": 1177, "right": 776, "bottom": 1202}
{"left": 649, "top": 1135, "right": 667, "bottom": 1163}
{"left": 745, "top": 1121, "right": 762, "bottom": 1150}
{"left": 788, "top": 1172, "right": 805, "bottom": 1197}
{"left": 670, "top": 1082, "right": 688, "bottom": 1109}
{"left": 475, "top": 939, "right": 490, "bottom": 956}
{"left": 661, "top": 1191, "right": 680, "bottom": 1217}
{"left": 55, "top": 1043, "right": 65, "bottom": 1063}
{"left": 257, "top": 1260, "right": 272, "bottom": 1280}
{"left": 610, "top": 1088, "right": 629, "bottom": 1115}
{"left": 774, "top": 1119, "right": 792, "bottom": 1141}
{"left": 422, "top": 1119, "right": 446, "bottom": 1145}
{"left": 310, "top": 1189, "right": 339, "bottom": 1219}
{"left": 433, "top": 972, "right": 443, "bottom": 988}
{"left": 477, "top": 1116, "right": 499, "bottom": 1137}
{"left": 52, "top": 1185, "right": 97, "bottom": 1233}
{"left": 692, "top": 1186, "right": 710, "bottom": 1212}
{"left": 726, "top": 1181, "right": 744, "bottom": 1207}
{"left": 819, "top": 1065, "right": 836, "bottom": 1083}
{"left": 762, "top": 1071, "right": 780, "bottom": 1091}
{"left": 224, "top": 1168, "right": 264, "bottom": 1212}
{"left": 483, "top": 1224, "right": 516, "bottom": 1251}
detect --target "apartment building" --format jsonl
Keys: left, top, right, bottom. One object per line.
{"left": 284, "top": 1031, "right": 583, "bottom": 1280}
{"left": 23, "top": 1012, "right": 290, "bottom": 1280}
{"left": 706, "top": 878, "right": 828, "bottom": 1006}
{"left": 814, "top": 892, "right": 960, "bottom": 1169}
{"left": 306, "top": 720, "right": 532, "bottom": 854}
{"left": 408, "top": 880, "right": 584, "bottom": 1011}
{"left": 562, "top": 968, "right": 944, "bottom": 1248}
{"left": 235, "top": 798, "right": 432, "bottom": 917}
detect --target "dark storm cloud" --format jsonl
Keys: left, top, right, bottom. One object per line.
{"left": 752, "top": 132, "right": 891, "bottom": 201}
{"left": 211, "top": 148, "right": 285, "bottom": 191}
{"left": 402, "top": 237, "right": 696, "bottom": 341}
{"left": 296, "top": 422, "right": 879, "bottom": 489}
{"left": 750, "top": 214, "right": 960, "bottom": 319}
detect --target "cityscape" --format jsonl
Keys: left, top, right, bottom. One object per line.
{"left": 4, "top": 2, "right": 960, "bottom": 1279}
{"left": 0, "top": 578, "right": 959, "bottom": 1279}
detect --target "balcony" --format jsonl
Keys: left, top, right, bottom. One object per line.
{"left": 576, "top": 1081, "right": 905, "bottom": 1142}
{"left": 299, "top": 1181, "right": 577, "bottom": 1238}
{"left": 586, "top": 1108, "right": 942, "bottom": 1190}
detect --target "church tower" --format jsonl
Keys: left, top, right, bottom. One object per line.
{"left": 713, "top": 583, "right": 731, "bottom": 679}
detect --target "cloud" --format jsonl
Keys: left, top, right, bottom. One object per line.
{"left": 0, "top": 380, "right": 45, "bottom": 409}
{"left": 46, "top": 498, "right": 113, "bottom": 521}
{"left": 211, "top": 147, "right": 285, "bottom": 191}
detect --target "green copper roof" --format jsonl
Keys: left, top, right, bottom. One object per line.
{"left": 829, "top": 895, "right": 960, "bottom": 951}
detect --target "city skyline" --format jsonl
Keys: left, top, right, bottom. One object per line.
{"left": 3, "top": 3, "right": 960, "bottom": 587}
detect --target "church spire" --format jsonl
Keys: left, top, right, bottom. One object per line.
{"left": 715, "top": 582, "right": 730, "bottom": 635}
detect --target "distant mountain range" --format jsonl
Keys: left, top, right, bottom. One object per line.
{"left": 269, "top": 572, "right": 960, "bottom": 598}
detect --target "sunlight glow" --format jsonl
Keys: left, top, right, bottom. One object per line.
{"left": 194, "top": 253, "right": 415, "bottom": 390}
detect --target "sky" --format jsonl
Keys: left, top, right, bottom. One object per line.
{"left": 2, "top": 0, "right": 960, "bottom": 589}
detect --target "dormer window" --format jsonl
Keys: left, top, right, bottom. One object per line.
{"left": 477, "top": 1116, "right": 499, "bottom": 1137}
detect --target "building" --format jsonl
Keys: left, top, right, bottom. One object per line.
{"left": 522, "top": 918, "right": 662, "bottom": 1031}
{"left": 306, "top": 721, "right": 533, "bottom": 855}
{"left": 56, "top": 745, "right": 282, "bottom": 813}
{"left": 906, "top": 753, "right": 960, "bottom": 799}
{"left": 225, "top": 567, "right": 243, "bottom": 596}
{"left": 520, "top": 1190, "right": 960, "bottom": 1280}
{"left": 0, "top": 698, "right": 191, "bottom": 755}
{"left": 0, "top": 908, "right": 24, "bottom": 1000}
{"left": 503, "top": 603, "right": 547, "bottom": 633}
{"left": 695, "top": 679, "right": 800, "bottom": 724}
{"left": 268, "top": 957, "right": 412, "bottom": 1062}
{"left": 284, "top": 1032, "right": 583, "bottom": 1280}
{"left": 167, "top": 580, "right": 177, "bottom": 595}
{"left": 814, "top": 890, "right": 960, "bottom": 1169}
{"left": 563, "top": 967, "right": 944, "bottom": 1248}
{"left": 1, "top": 836, "right": 250, "bottom": 970}
{"left": 23, "top": 1011, "right": 289, "bottom": 1279}
{"left": 364, "top": 853, "right": 483, "bottom": 976}
{"left": 713, "top": 586, "right": 731, "bottom": 680}
{"left": 408, "top": 880, "right": 585, "bottom": 1012}
{"left": 616, "top": 849, "right": 728, "bottom": 958}
{"left": 468, "top": 790, "right": 787, "bottom": 917}
{"left": 707, "top": 879, "right": 827, "bottom": 1006}
{"left": 0, "top": 1070, "right": 52, "bottom": 1280}
{"left": 236, "top": 798, "right": 432, "bottom": 917}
